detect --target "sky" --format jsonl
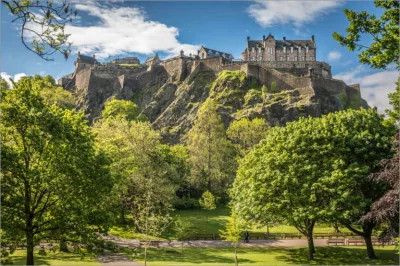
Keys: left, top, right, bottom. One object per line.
{"left": 1, "top": 0, "right": 398, "bottom": 114}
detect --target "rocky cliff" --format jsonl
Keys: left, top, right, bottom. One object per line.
{"left": 67, "top": 60, "right": 368, "bottom": 144}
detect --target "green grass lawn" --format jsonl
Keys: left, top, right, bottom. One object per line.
{"left": 122, "top": 246, "right": 399, "bottom": 266}
{"left": 5, "top": 250, "right": 100, "bottom": 265}
{"left": 110, "top": 207, "right": 355, "bottom": 239}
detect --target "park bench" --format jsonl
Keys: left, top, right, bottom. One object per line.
{"left": 327, "top": 238, "right": 345, "bottom": 246}
{"left": 347, "top": 238, "right": 365, "bottom": 245}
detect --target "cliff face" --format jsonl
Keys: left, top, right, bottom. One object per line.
{"left": 67, "top": 61, "right": 368, "bottom": 144}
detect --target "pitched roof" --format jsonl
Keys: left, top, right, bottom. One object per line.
{"left": 247, "top": 39, "right": 316, "bottom": 49}
{"left": 78, "top": 54, "right": 97, "bottom": 64}
{"left": 145, "top": 54, "right": 159, "bottom": 63}
{"left": 201, "top": 46, "right": 233, "bottom": 59}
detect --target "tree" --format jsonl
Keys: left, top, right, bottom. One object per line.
{"left": 230, "top": 109, "right": 394, "bottom": 260}
{"left": 220, "top": 210, "right": 245, "bottom": 266}
{"left": 101, "top": 98, "right": 139, "bottom": 122}
{"left": 199, "top": 191, "right": 217, "bottom": 223}
{"left": 361, "top": 132, "right": 399, "bottom": 238}
{"left": 384, "top": 78, "right": 400, "bottom": 127}
{"left": 1, "top": 0, "right": 77, "bottom": 60}
{"left": 333, "top": 0, "right": 399, "bottom": 69}
{"left": 0, "top": 76, "right": 10, "bottom": 90}
{"left": 227, "top": 118, "right": 268, "bottom": 155}
{"left": 1, "top": 78, "right": 113, "bottom": 265}
{"left": 93, "top": 117, "right": 178, "bottom": 226}
{"left": 187, "top": 98, "right": 236, "bottom": 197}
{"left": 174, "top": 218, "right": 196, "bottom": 255}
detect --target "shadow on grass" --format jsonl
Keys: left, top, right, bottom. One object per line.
{"left": 123, "top": 247, "right": 254, "bottom": 264}
{"left": 273, "top": 246, "right": 399, "bottom": 265}
{"left": 8, "top": 250, "right": 97, "bottom": 266}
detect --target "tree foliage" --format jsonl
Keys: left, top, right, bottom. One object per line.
{"left": 1, "top": 77, "right": 113, "bottom": 265}
{"left": 199, "top": 191, "right": 217, "bottom": 211}
{"left": 187, "top": 99, "right": 236, "bottom": 197}
{"left": 2, "top": 0, "right": 77, "bottom": 60}
{"left": 333, "top": 0, "right": 400, "bottom": 69}
{"left": 385, "top": 78, "right": 400, "bottom": 127}
{"left": 101, "top": 98, "right": 141, "bottom": 122}
{"left": 227, "top": 118, "right": 268, "bottom": 155}
{"left": 230, "top": 109, "right": 394, "bottom": 260}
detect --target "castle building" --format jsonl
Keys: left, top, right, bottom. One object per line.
{"left": 111, "top": 57, "right": 140, "bottom": 65}
{"left": 242, "top": 34, "right": 316, "bottom": 62}
{"left": 198, "top": 46, "right": 233, "bottom": 60}
{"left": 75, "top": 52, "right": 98, "bottom": 71}
{"left": 145, "top": 53, "right": 161, "bottom": 66}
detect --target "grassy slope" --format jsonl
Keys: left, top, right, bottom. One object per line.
{"left": 122, "top": 246, "right": 399, "bottom": 266}
{"left": 6, "top": 250, "right": 100, "bottom": 265}
{"left": 110, "top": 207, "right": 353, "bottom": 239}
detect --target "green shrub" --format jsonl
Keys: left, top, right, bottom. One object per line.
{"left": 173, "top": 197, "right": 201, "bottom": 210}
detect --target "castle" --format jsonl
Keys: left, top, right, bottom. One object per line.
{"left": 58, "top": 34, "right": 364, "bottom": 123}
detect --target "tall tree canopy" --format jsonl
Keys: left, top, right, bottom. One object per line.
{"left": 333, "top": 0, "right": 399, "bottom": 69}
{"left": 187, "top": 98, "right": 236, "bottom": 197}
{"left": 1, "top": 0, "right": 77, "bottom": 60}
{"left": 1, "top": 77, "right": 113, "bottom": 265}
{"left": 226, "top": 117, "right": 268, "bottom": 156}
{"left": 230, "top": 109, "right": 394, "bottom": 260}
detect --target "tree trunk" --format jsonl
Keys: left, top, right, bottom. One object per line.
{"left": 234, "top": 246, "right": 238, "bottom": 266}
{"left": 144, "top": 245, "right": 147, "bottom": 266}
{"left": 364, "top": 232, "right": 377, "bottom": 259}
{"left": 26, "top": 229, "right": 35, "bottom": 265}
{"left": 333, "top": 223, "right": 341, "bottom": 233}
{"left": 306, "top": 235, "right": 315, "bottom": 260}
{"left": 119, "top": 204, "right": 127, "bottom": 225}
{"left": 266, "top": 225, "right": 269, "bottom": 235}
{"left": 60, "top": 237, "right": 69, "bottom": 252}
{"left": 181, "top": 241, "right": 184, "bottom": 256}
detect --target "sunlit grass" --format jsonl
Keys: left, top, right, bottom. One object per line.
{"left": 5, "top": 250, "right": 100, "bottom": 265}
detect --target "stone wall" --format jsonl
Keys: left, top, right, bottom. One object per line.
{"left": 163, "top": 57, "right": 191, "bottom": 81}
{"left": 241, "top": 64, "right": 311, "bottom": 91}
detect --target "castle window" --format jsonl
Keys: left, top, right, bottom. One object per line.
{"left": 301, "top": 56, "right": 305, "bottom": 60}
{"left": 287, "top": 56, "right": 290, "bottom": 60}
{"left": 270, "top": 48, "right": 273, "bottom": 54}
{"left": 299, "top": 47, "right": 302, "bottom": 52}
{"left": 283, "top": 47, "right": 286, "bottom": 53}
{"left": 290, "top": 47, "right": 293, "bottom": 53}
{"left": 295, "top": 56, "right": 298, "bottom": 60}
{"left": 252, "top": 56, "right": 256, "bottom": 61}
{"left": 306, "top": 46, "right": 309, "bottom": 53}
{"left": 310, "top": 56, "right": 313, "bottom": 61}
{"left": 258, "top": 47, "right": 262, "bottom": 53}
{"left": 252, "top": 47, "right": 255, "bottom": 53}
{"left": 201, "top": 53, "right": 205, "bottom": 59}
{"left": 259, "top": 56, "right": 262, "bottom": 61}
{"left": 279, "top": 56, "right": 283, "bottom": 60}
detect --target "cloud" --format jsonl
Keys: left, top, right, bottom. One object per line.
{"left": 1, "top": 72, "right": 27, "bottom": 88}
{"left": 327, "top": 51, "right": 342, "bottom": 61}
{"left": 247, "top": 1, "right": 343, "bottom": 28}
{"left": 64, "top": 2, "right": 200, "bottom": 59}
{"left": 333, "top": 66, "right": 398, "bottom": 114}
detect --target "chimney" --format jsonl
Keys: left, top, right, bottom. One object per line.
{"left": 78, "top": 51, "right": 80, "bottom": 56}
{"left": 283, "top": 36, "right": 286, "bottom": 41}
{"left": 93, "top": 55, "right": 95, "bottom": 59}
{"left": 180, "top": 50, "right": 184, "bottom": 57}
{"left": 263, "top": 35, "right": 265, "bottom": 41}
{"left": 247, "top": 36, "right": 250, "bottom": 41}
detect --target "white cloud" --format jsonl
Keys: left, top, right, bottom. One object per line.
{"left": 333, "top": 66, "right": 398, "bottom": 114}
{"left": 1, "top": 72, "right": 27, "bottom": 88}
{"left": 247, "top": 1, "right": 343, "bottom": 28}
{"left": 65, "top": 3, "right": 200, "bottom": 59}
{"left": 327, "top": 51, "right": 342, "bottom": 61}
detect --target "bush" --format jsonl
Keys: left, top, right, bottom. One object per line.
{"left": 173, "top": 197, "right": 201, "bottom": 210}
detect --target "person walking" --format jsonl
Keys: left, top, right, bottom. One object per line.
{"left": 244, "top": 230, "right": 250, "bottom": 243}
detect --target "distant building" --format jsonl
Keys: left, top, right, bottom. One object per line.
{"left": 112, "top": 57, "right": 140, "bottom": 65}
{"left": 75, "top": 52, "right": 98, "bottom": 71}
{"left": 242, "top": 34, "right": 316, "bottom": 62}
{"left": 197, "top": 46, "right": 233, "bottom": 60}
{"left": 145, "top": 53, "right": 161, "bottom": 66}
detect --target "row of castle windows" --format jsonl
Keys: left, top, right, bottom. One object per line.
{"left": 251, "top": 46, "right": 310, "bottom": 53}
{"left": 250, "top": 56, "right": 314, "bottom": 61}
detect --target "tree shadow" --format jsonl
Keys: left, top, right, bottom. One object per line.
{"left": 274, "top": 246, "right": 399, "bottom": 265}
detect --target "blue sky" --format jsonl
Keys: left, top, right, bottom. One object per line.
{"left": 1, "top": 1, "right": 398, "bottom": 113}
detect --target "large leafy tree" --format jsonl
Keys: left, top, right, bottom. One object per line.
{"left": 1, "top": 78, "right": 113, "bottom": 265}
{"left": 384, "top": 78, "right": 400, "bottom": 127}
{"left": 333, "top": 0, "right": 399, "bottom": 69}
{"left": 94, "top": 107, "right": 180, "bottom": 226}
{"left": 230, "top": 109, "right": 394, "bottom": 260}
{"left": 187, "top": 98, "right": 236, "bottom": 197}
{"left": 1, "top": 0, "right": 77, "bottom": 60}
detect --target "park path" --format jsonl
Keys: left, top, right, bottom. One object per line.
{"left": 105, "top": 235, "right": 329, "bottom": 249}
{"left": 96, "top": 253, "right": 143, "bottom": 266}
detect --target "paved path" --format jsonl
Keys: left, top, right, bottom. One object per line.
{"left": 105, "top": 235, "right": 329, "bottom": 249}
{"left": 96, "top": 253, "right": 143, "bottom": 266}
